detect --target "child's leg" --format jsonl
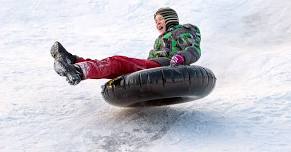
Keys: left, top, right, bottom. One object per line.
{"left": 75, "top": 57, "right": 98, "bottom": 63}
{"left": 75, "top": 55, "right": 160, "bottom": 79}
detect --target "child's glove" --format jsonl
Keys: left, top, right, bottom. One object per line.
{"left": 170, "top": 54, "right": 185, "bottom": 66}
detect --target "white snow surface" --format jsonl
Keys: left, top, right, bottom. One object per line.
{"left": 1, "top": 0, "right": 291, "bottom": 151}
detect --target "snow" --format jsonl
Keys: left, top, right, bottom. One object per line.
{"left": 1, "top": 0, "right": 291, "bottom": 151}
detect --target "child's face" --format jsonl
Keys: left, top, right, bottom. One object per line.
{"left": 155, "top": 14, "right": 166, "bottom": 35}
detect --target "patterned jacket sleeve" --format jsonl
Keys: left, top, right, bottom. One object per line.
{"left": 147, "top": 37, "right": 171, "bottom": 66}
{"left": 176, "top": 24, "right": 201, "bottom": 65}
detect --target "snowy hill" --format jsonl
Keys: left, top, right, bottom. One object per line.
{"left": 0, "top": 0, "right": 291, "bottom": 151}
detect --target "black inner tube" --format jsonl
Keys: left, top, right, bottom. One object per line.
{"left": 101, "top": 65, "right": 216, "bottom": 107}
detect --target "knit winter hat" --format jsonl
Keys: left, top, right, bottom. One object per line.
{"left": 154, "top": 7, "right": 179, "bottom": 30}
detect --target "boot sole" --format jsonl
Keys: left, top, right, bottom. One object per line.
{"left": 51, "top": 42, "right": 60, "bottom": 59}
{"left": 50, "top": 41, "right": 64, "bottom": 59}
{"left": 50, "top": 41, "right": 76, "bottom": 64}
{"left": 54, "top": 60, "right": 81, "bottom": 85}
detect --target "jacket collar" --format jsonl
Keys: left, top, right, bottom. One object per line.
{"left": 159, "top": 24, "right": 182, "bottom": 37}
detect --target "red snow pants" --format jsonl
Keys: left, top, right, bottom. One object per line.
{"left": 75, "top": 55, "right": 161, "bottom": 79}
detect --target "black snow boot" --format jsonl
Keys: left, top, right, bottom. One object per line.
{"left": 54, "top": 60, "right": 84, "bottom": 85}
{"left": 50, "top": 41, "right": 78, "bottom": 64}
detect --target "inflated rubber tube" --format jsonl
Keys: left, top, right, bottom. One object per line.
{"left": 101, "top": 65, "right": 216, "bottom": 107}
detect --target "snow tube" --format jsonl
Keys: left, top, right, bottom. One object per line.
{"left": 101, "top": 65, "right": 216, "bottom": 107}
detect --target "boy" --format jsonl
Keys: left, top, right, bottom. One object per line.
{"left": 52, "top": 7, "right": 201, "bottom": 85}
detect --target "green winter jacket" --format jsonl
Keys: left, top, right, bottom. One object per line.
{"left": 148, "top": 24, "right": 201, "bottom": 66}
